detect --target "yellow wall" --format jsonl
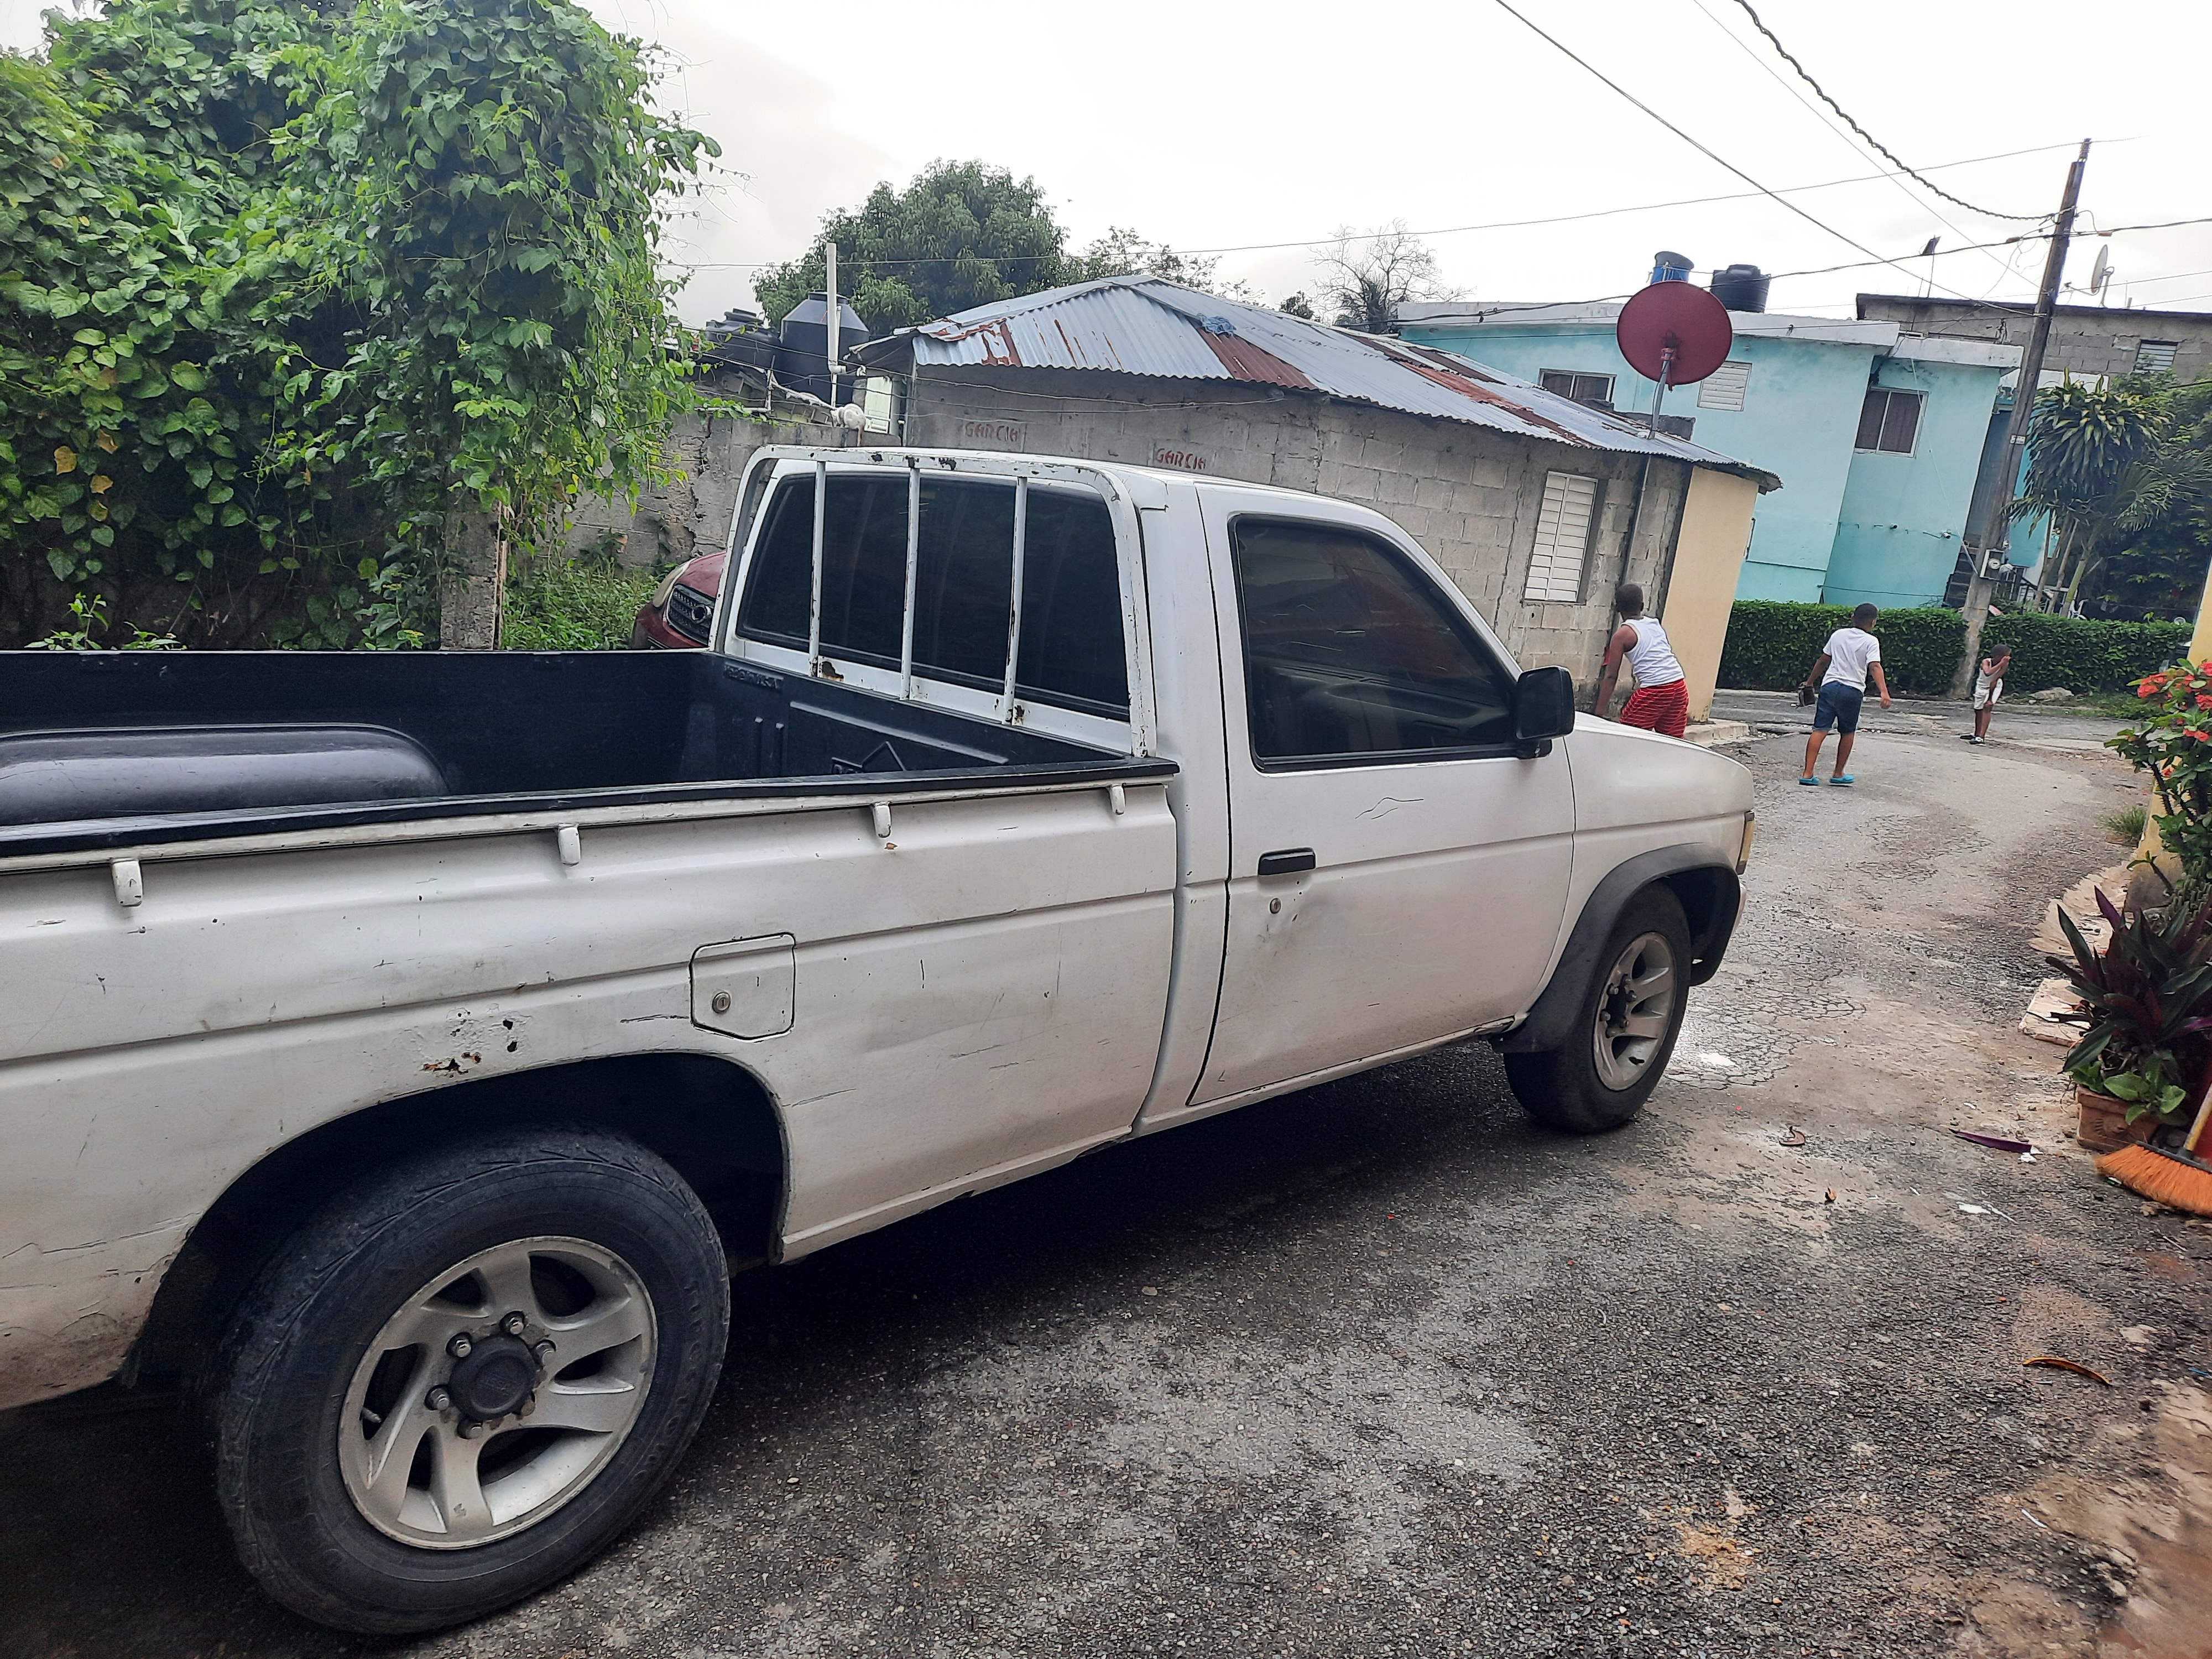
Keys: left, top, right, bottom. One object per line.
{"left": 1660, "top": 467, "right": 1761, "bottom": 723}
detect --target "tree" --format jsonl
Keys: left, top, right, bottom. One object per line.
{"left": 278, "top": 0, "right": 713, "bottom": 644}
{"left": 0, "top": 0, "right": 709, "bottom": 649}
{"left": 1279, "top": 293, "right": 1316, "bottom": 320}
{"left": 752, "top": 161, "right": 1070, "bottom": 336}
{"left": 1313, "top": 222, "right": 1458, "bottom": 333}
{"left": 2014, "top": 374, "right": 2212, "bottom": 616}
{"left": 752, "top": 163, "right": 1249, "bottom": 337}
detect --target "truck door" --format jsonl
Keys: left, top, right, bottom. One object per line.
{"left": 1191, "top": 494, "right": 1574, "bottom": 1107}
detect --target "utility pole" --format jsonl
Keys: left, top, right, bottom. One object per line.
{"left": 1952, "top": 139, "right": 2090, "bottom": 696}
{"left": 824, "top": 240, "right": 839, "bottom": 408}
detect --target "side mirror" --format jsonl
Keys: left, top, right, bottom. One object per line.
{"left": 1514, "top": 665, "right": 1577, "bottom": 755}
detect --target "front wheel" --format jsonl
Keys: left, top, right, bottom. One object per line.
{"left": 1505, "top": 887, "right": 1691, "bottom": 1134}
{"left": 210, "top": 1127, "right": 729, "bottom": 1634}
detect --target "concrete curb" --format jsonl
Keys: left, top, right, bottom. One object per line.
{"left": 1684, "top": 719, "right": 1755, "bottom": 747}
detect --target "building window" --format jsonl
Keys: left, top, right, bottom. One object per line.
{"left": 1539, "top": 369, "right": 1615, "bottom": 407}
{"left": 1522, "top": 471, "right": 1600, "bottom": 603}
{"left": 1855, "top": 387, "right": 1923, "bottom": 455}
{"left": 1696, "top": 359, "right": 1752, "bottom": 411}
{"left": 2136, "top": 340, "right": 2179, "bottom": 373}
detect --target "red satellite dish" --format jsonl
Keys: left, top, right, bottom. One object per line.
{"left": 1615, "top": 282, "right": 1734, "bottom": 388}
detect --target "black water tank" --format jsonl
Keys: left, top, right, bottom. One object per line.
{"left": 777, "top": 293, "right": 871, "bottom": 403}
{"left": 701, "top": 306, "right": 779, "bottom": 374}
{"left": 1709, "top": 263, "right": 1771, "bottom": 312}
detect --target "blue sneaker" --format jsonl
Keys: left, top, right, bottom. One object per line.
{"left": 1799, "top": 775, "right": 1821, "bottom": 785}
{"left": 1829, "top": 774, "right": 1855, "bottom": 785}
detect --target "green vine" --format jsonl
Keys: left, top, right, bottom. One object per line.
{"left": 0, "top": 0, "right": 713, "bottom": 648}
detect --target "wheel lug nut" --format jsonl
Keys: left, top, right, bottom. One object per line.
{"left": 533, "top": 1339, "right": 556, "bottom": 1361}
{"left": 457, "top": 1418, "right": 482, "bottom": 1439}
{"left": 448, "top": 1334, "right": 473, "bottom": 1358}
{"left": 426, "top": 1386, "right": 452, "bottom": 1411}
{"left": 501, "top": 1311, "right": 527, "bottom": 1337}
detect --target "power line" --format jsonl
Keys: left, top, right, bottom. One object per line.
{"left": 1721, "top": 0, "right": 2042, "bottom": 222}
{"left": 1483, "top": 0, "right": 2027, "bottom": 312}
{"left": 661, "top": 138, "right": 2094, "bottom": 274}
{"left": 1681, "top": 0, "right": 2019, "bottom": 288}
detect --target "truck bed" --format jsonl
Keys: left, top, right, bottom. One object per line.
{"left": 0, "top": 650, "right": 1166, "bottom": 857}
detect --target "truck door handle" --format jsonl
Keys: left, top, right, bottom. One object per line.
{"left": 1257, "top": 848, "right": 1316, "bottom": 877}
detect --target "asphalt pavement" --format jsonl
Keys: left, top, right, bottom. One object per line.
{"left": 4, "top": 698, "right": 2208, "bottom": 1659}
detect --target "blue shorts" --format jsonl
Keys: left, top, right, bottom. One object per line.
{"left": 1813, "top": 682, "right": 1864, "bottom": 734}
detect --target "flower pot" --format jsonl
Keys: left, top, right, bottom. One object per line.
{"left": 2075, "top": 1086, "right": 2159, "bottom": 1154}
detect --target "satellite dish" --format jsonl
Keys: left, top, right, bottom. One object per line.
{"left": 1615, "top": 281, "right": 1734, "bottom": 393}
{"left": 2090, "top": 244, "right": 2112, "bottom": 296}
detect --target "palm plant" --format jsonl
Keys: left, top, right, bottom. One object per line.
{"left": 2014, "top": 374, "right": 2212, "bottom": 614}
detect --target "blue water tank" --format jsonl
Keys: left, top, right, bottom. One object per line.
{"left": 1650, "top": 250, "right": 1694, "bottom": 285}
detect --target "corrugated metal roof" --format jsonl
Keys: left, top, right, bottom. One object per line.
{"left": 853, "top": 276, "right": 1777, "bottom": 486}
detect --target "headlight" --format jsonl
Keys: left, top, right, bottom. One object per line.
{"left": 1736, "top": 811, "right": 1756, "bottom": 874}
{"left": 650, "top": 564, "right": 686, "bottom": 608}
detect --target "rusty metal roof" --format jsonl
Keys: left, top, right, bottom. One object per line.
{"left": 853, "top": 276, "right": 1777, "bottom": 486}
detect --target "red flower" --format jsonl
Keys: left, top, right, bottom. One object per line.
{"left": 2141, "top": 683, "right": 2162, "bottom": 698}
{"left": 2194, "top": 695, "right": 2212, "bottom": 711}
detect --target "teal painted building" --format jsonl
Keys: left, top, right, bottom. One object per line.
{"left": 1398, "top": 300, "right": 2018, "bottom": 608}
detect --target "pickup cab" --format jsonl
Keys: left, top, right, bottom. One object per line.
{"left": 0, "top": 446, "right": 1752, "bottom": 1631}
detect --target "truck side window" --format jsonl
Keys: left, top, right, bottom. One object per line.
{"left": 737, "top": 474, "right": 909, "bottom": 665}
{"left": 1230, "top": 517, "right": 1516, "bottom": 765}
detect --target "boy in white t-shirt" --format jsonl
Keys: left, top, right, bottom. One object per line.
{"left": 1797, "top": 604, "right": 1892, "bottom": 786}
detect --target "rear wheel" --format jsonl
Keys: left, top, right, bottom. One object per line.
{"left": 1505, "top": 887, "right": 1690, "bottom": 1134}
{"left": 211, "top": 1127, "right": 728, "bottom": 1634}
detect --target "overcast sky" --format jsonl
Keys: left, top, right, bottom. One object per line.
{"left": 8, "top": 0, "right": 2211, "bottom": 329}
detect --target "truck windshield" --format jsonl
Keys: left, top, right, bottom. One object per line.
{"left": 737, "top": 473, "right": 1129, "bottom": 717}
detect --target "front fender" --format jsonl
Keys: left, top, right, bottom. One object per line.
{"left": 1499, "top": 846, "right": 1740, "bottom": 1052}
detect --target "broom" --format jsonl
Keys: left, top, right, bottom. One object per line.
{"left": 2096, "top": 1089, "right": 2212, "bottom": 1215}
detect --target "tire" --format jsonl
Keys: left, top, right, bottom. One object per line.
{"left": 210, "top": 1126, "right": 728, "bottom": 1634}
{"left": 1505, "top": 886, "right": 1692, "bottom": 1134}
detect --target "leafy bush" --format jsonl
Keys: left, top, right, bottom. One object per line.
{"left": 1718, "top": 601, "right": 2193, "bottom": 695}
{"left": 2110, "top": 661, "right": 2212, "bottom": 911}
{"left": 1981, "top": 613, "right": 2191, "bottom": 695}
{"left": 0, "top": 0, "right": 711, "bottom": 649}
{"left": 1717, "top": 601, "right": 1964, "bottom": 695}
{"left": 502, "top": 557, "right": 660, "bottom": 651}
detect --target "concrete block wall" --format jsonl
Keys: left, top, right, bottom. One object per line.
{"left": 559, "top": 382, "right": 846, "bottom": 570}
{"left": 1859, "top": 296, "right": 2212, "bottom": 386}
{"left": 907, "top": 368, "right": 1691, "bottom": 695}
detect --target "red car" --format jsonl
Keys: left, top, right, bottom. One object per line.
{"left": 630, "top": 550, "right": 725, "bottom": 649}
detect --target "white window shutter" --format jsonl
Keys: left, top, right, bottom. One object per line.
{"left": 1696, "top": 360, "right": 1751, "bottom": 411}
{"left": 1523, "top": 472, "right": 1598, "bottom": 603}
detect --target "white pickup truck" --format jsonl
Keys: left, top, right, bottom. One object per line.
{"left": 0, "top": 447, "right": 1751, "bottom": 1631}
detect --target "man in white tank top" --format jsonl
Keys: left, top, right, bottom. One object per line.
{"left": 1595, "top": 582, "right": 1689, "bottom": 738}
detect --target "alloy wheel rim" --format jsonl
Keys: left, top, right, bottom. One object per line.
{"left": 1591, "top": 930, "right": 1678, "bottom": 1092}
{"left": 337, "top": 1236, "right": 657, "bottom": 1550}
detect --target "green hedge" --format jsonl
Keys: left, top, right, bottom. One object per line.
{"left": 1718, "top": 601, "right": 1963, "bottom": 695}
{"left": 1717, "top": 601, "right": 2193, "bottom": 696}
{"left": 1979, "top": 613, "right": 2191, "bottom": 695}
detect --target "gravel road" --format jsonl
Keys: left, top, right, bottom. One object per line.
{"left": 5, "top": 697, "right": 2208, "bottom": 1659}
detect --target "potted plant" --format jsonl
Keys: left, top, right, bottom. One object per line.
{"left": 2047, "top": 889, "right": 2212, "bottom": 1152}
